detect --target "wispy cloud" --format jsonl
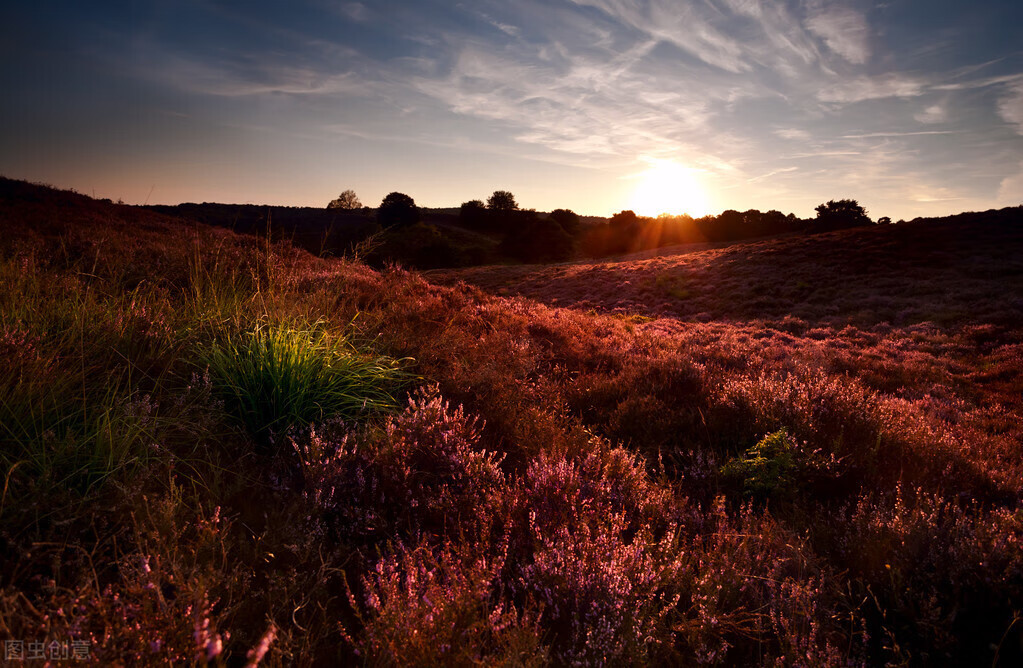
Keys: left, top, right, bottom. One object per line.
{"left": 805, "top": 4, "right": 870, "bottom": 65}
{"left": 775, "top": 128, "right": 812, "bottom": 141}
{"left": 932, "top": 73, "right": 1023, "bottom": 91}
{"left": 747, "top": 166, "right": 799, "bottom": 183}
{"left": 568, "top": 0, "right": 751, "bottom": 73}
{"left": 998, "top": 81, "right": 1023, "bottom": 134}
{"left": 340, "top": 3, "right": 370, "bottom": 22}
{"left": 9, "top": 0, "right": 1020, "bottom": 218}
{"left": 404, "top": 15, "right": 749, "bottom": 173}
{"left": 137, "top": 52, "right": 370, "bottom": 97}
{"left": 817, "top": 74, "right": 926, "bottom": 103}
{"left": 840, "top": 130, "right": 958, "bottom": 139}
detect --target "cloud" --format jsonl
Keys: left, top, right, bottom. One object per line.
{"left": 805, "top": 4, "right": 870, "bottom": 64}
{"left": 932, "top": 73, "right": 1022, "bottom": 91}
{"left": 103, "top": 0, "right": 1023, "bottom": 218}
{"left": 914, "top": 104, "right": 948, "bottom": 124}
{"left": 840, "top": 130, "right": 956, "bottom": 139}
{"left": 341, "top": 3, "right": 370, "bottom": 22}
{"left": 567, "top": 0, "right": 750, "bottom": 73}
{"left": 141, "top": 52, "right": 371, "bottom": 98}
{"left": 775, "top": 128, "right": 811, "bottom": 141}
{"left": 411, "top": 42, "right": 720, "bottom": 165}
{"left": 566, "top": 0, "right": 829, "bottom": 78}
{"left": 747, "top": 166, "right": 798, "bottom": 183}
{"left": 998, "top": 81, "right": 1023, "bottom": 134}
{"left": 817, "top": 74, "right": 925, "bottom": 103}
{"left": 479, "top": 13, "right": 521, "bottom": 37}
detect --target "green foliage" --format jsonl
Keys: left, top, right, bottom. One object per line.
{"left": 201, "top": 320, "right": 412, "bottom": 443}
{"left": 720, "top": 429, "right": 799, "bottom": 498}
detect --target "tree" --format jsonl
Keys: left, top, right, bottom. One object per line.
{"left": 814, "top": 199, "right": 871, "bottom": 229}
{"left": 459, "top": 199, "right": 488, "bottom": 229}
{"left": 548, "top": 208, "right": 581, "bottom": 235}
{"left": 877, "top": 216, "right": 892, "bottom": 225}
{"left": 609, "top": 210, "right": 640, "bottom": 231}
{"left": 487, "top": 190, "right": 518, "bottom": 212}
{"left": 377, "top": 192, "right": 419, "bottom": 228}
{"left": 327, "top": 189, "right": 362, "bottom": 210}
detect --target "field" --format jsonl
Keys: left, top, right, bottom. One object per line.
{"left": 2, "top": 177, "right": 1022, "bottom": 665}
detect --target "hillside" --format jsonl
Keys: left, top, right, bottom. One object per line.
{"left": 1, "top": 178, "right": 1022, "bottom": 666}
{"left": 432, "top": 208, "right": 1023, "bottom": 329}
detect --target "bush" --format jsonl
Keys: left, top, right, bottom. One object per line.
{"left": 720, "top": 429, "right": 798, "bottom": 499}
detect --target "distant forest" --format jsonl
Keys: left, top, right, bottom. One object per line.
{"left": 148, "top": 193, "right": 1018, "bottom": 270}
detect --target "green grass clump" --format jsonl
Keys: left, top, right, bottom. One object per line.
{"left": 202, "top": 320, "right": 411, "bottom": 443}
{"left": 720, "top": 429, "right": 798, "bottom": 499}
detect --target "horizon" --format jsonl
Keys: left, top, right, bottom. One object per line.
{"left": 1, "top": 1, "right": 1022, "bottom": 219}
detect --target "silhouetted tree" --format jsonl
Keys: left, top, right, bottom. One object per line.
{"left": 814, "top": 199, "right": 871, "bottom": 230}
{"left": 377, "top": 192, "right": 419, "bottom": 228}
{"left": 549, "top": 208, "right": 581, "bottom": 235}
{"left": 327, "top": 189, "right": 361, "bottom": 210}
{"left": 459, "top": 199, "right": 488, "bottom": 230}
{"left": 878, "top": 216, "right": 892, "bottom": 225}
{"left": 606, "top": 210, "right": 642, "bottom": 254}
{"left": 715, "top": 209, "right": 746, "bottom": 241}
{"left": 487, "top": 190, "right": 518, "bottom": 212}
{"left": 609, "top": 210, "right": 639, "bottom": 231}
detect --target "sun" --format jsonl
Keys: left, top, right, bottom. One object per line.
{"left": 628, "top": 160, "right": 711, "bottom": 217}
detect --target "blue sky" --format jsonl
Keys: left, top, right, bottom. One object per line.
{"left": 1, "top": 0, "right": 1021, "bottom": 218}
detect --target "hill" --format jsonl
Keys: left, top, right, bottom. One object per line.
{"left": 432, "top": 207, "right": 1023, "bottom": 329}
{"left": 1, "top": 177, "right": 1022, "bottom": 666}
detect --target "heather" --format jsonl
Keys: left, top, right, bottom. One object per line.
{"left": 1, "top": 178, "right": 1022, "bottom": 665}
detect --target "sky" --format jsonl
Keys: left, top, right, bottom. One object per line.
{"left": 1, "top": 0, "right": 1022, "bottom": 219}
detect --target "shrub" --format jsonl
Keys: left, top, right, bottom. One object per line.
{"left": 720, "top": 429, "right": 799, "bottom": 499}
{"left": 300, "top": 387, "right": 506, "bottom": 543}
{"left": 348, "top": 541, "right": 546, "bottom": 666}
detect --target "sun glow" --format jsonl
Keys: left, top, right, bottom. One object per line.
{"left": 628, "top": 160, "right": 711, "bottom": 217}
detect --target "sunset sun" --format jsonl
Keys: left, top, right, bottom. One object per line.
{"left": 629, "top": 160, "right": 711, "bottom": 218}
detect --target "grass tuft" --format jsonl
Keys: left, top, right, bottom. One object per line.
{"left": 202, "top": 320, "right": 412, "bottom": 444}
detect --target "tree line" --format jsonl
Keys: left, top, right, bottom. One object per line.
{"left": 328, "top": 188, "right": 881, "bottom": 265}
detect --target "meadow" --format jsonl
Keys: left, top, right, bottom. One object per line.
{"left": 1, "top": 177, "right": 1022, "bottom": 665}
